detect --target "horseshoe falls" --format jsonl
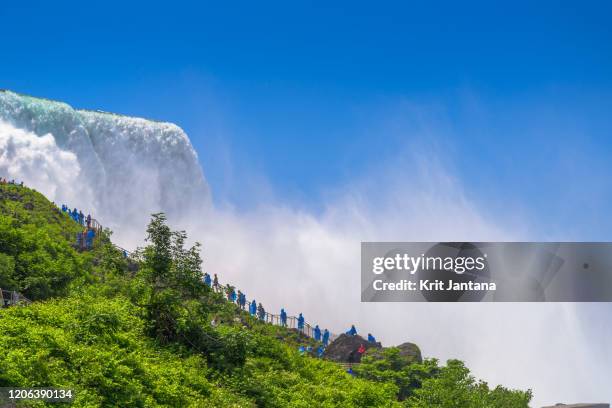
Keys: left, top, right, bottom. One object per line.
{"left": 0, "top": 90, "right": 210, "bottom": 246}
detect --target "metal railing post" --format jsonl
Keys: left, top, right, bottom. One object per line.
{"left": 211, "top": 279, "right": 338, "bottom": 344}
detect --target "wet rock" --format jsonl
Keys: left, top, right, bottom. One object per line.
{"left": 396, "top": 342, "right": 423, "bottom": 364}
{"left": 323, "top": 333, "right": 381, "bottom": 363}
{"left": 364, "top": 341, "right": 423, "bottom": 366}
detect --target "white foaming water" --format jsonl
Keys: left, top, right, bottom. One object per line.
{"left": 0, "top": 90, "right": 210, "bottom": 245}
{"left": 0, "top": 121, "right": 91, "bottom": 205}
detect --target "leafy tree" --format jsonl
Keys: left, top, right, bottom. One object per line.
{"left": 141, "top": 213, "right": 204, "bottom": 299}
{"left": 139, "top": 213, "right": 249, "bottom": 371}
{"left": 355, "top": 348, "right": 438, "bottom": 400}
{"left": 142, "top": 212, "right": 173, "bottom": 291}
{"left": 405, "top": 360, "right": 531, "bottom": 408}
{"left": 356, "top": 351, "right": 531, "bottom": 407}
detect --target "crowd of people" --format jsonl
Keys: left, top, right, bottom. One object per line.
{"left": 60, "top": 203, "right": 97, "bottom": 250}
{"left": 0, "top": 178, "right": 23, "bottom": 186}
{"left": 344, "top": 324, "right": 376, "bottom": 343}
{"left": 202, "top": 272, "right": 340, "bottom": 349}
{"left": 60, "top": 204, "right": 93, "bottom": 228}
{"left": 201, "top": 271, "right": 377, "bottom": 360}
{"left": 4, "top": 180, "right": 127, "bottom": 256}
{"left": 0, "top": 179, "right": 98, "bottom": 250}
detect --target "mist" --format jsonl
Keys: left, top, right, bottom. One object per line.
{"left": 1, "top": 92, "right": 611, "bottom": 407}
{"left": 192, "top": 160, "right": 612, "bottom": 408}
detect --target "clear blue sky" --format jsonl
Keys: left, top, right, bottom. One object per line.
{"left": 2, "top": 1, "right": 612, "bottom": 237}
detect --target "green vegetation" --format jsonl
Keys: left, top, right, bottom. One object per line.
{"left": 356, "top": 350, "right": 532, "bottom": 406}
{"left": 0, "top": 184, "right": 84, "bottom": 299}
{"left": 0, "top": 184, "right": 532, "bottom": 407}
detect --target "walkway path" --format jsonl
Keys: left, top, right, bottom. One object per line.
{"left": 59, "top": 193, "right": 339, "bottom": 346}
{"left": 211, "top": 285, "right": 339, "bottom": 344}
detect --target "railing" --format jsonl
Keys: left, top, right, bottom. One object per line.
{"left": 265, "top": 313, "right": 313, "bottom": 338}
{"left": 89, "top": 218, "right": 103, "bottom": 233}
{"left": 113, "top": 244, "right": 132, "bottom": 257}
{"left": 263, "top": 311, "right": 338, "bottom": 342}
{"left": 211, "top": 285, "right": 338, "bottom": 343}
{"left": 259, "top": 310, "right": 317, "bottom": 340}
{"left": 75, "top": 230, "right": 96, "bottom": 251}
{"left": 68, "top": 214, "right": 116, "bottom": 253}
{"left": 0, "top": 289, "right": 31, "bottom": 308}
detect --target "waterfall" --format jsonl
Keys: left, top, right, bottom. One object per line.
{"left": 0, "top": 90, "right": 210, "bottom": 245}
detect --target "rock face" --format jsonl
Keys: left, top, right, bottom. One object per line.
{"left": 365, "top": 341, "right": 423, "bottom": 366}
{"left": 323, "top": 334, "right": 381, "bottom": 363}
{"left": 396, "top": 342, "right": 423, "bottom": 364}
{"left": 323, "top": 334, "right": 423, "bottom": 366}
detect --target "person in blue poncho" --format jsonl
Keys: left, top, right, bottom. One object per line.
{"left": 86, "top": 228, "right": 95, "bottom": 249}
{"left": 238, "top": 291, "right": 246, "bottom": 309}
{"left": 280, "top": 308, "right": 287, "bottom": 327}
{"left": 224, "top": 285, "right": 233, "bottom": 300}
{"left": 298, "top": 346, "right": 305, "bottom": 355}
{"left": 314, "top": 325, "right": 321, "bottom": 341}
{"left": 346, "top": 325, "right": 357, "bottom": 336}
{"left": 257, "top": 303, "right": 265, "bottom": 320}
{"left": 367, "top": 333, "right": 376, "bottom": 343}
{"left": 297, "top": 313, "right": 304, "bottom": 331}
{"left": 203, "top": 272, "right": 212, "bottom": 287}
{"left": 230, "top": 289, "right": 237, "bottom": 303}
{"left": 249, "top": 300, "right": 257, "bottom": 316}
{"left": 322, "top": 329, "right": 330, "bottom": 346}
{"left": 317, "top": 346, "right": 324, "bottom": 357}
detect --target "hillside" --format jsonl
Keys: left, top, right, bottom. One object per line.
{"left": 0, "top": 183, "right": 532, "bottom": 407}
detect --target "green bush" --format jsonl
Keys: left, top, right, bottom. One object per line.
{"left": 0, "top": 295, "right": 249, "bottom": 407}
{"left": 404, "top": 359, "right": 532, "bottom": 408}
